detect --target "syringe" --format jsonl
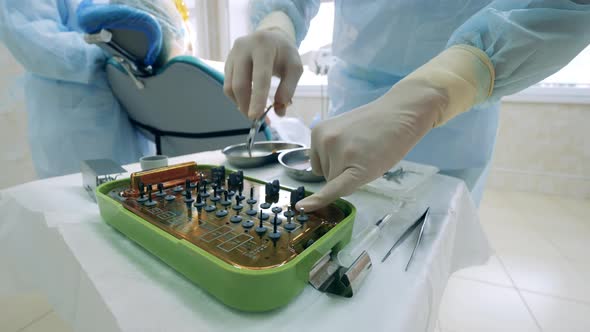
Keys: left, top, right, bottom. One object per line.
{"left": 336, "top": 213, "right": 393, "bottom": 267}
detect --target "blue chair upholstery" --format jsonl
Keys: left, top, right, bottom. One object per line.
{"left": 77, "top": 0, "right": 162, "bottom": 66}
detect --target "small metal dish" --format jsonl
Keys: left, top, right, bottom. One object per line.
{"left": 223, "top": 141, "right": 305, "bottom": 168}
{"left": 278, "top": 148, "right": 325, "bottom": 182}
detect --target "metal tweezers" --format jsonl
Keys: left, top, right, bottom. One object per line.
{"left": 383, "top": 167, "right": 421, "bottom": 184}
{"left": 246, "top": 104, "right": 274, "bottom": 157}
{"left": 381, "top": 207, "right": 431, "bottom": 271}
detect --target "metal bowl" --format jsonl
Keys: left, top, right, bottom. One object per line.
{"left": 222, "top": 141, "right": 305, "bottom": 168}
{"left": 278, "top": 148, "right": 325, "bottom": 182}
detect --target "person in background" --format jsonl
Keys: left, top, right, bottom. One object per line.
{"left": 224, "top": 0, "right": 590, "bottom": 211}
{"left": 0, "top": 0, "right": 193, "bottom": 178}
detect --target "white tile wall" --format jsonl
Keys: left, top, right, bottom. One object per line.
{"left": 490, "top": 101, "right": 590, "bottom": 199}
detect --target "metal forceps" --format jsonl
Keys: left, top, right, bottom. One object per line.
{"left": 383, "top": 167, "right": 421, "bottom": 184}
{"left": 246, "top": 104, "right": 274, "bottom": 157}
{"left": 381, "top": 207, "right": 431, "bottom": 271}
{"left": 405, "top": 207, "right": 430, "bottom": 271}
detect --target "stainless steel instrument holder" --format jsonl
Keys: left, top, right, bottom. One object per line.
{"left": 309, "top": 250, "right": 373, "bottom": 298}
{"left": 112, "top": 55, "right": 145, "bottom": 90}
{"left": 81, "top": 159, "right": 127, "bottom": 202}
{"left": 84, "top": 29, "right": 151, "bottom": 90}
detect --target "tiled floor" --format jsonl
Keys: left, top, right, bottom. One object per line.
{"left": 0, "top": 294, "right": 72, "bottom": 332}
{"left": 438, "top": 189, "right": 590, "bottom": 332}
{"left": 0, "top": 189, "right": 588, "bottom": 332}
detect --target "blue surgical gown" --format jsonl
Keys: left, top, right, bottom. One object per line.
{"left": 0, "top": 0, "right": 153, "bottom": 178}
{"left": 250, "top": 0, "right": 590, "bottom": 204}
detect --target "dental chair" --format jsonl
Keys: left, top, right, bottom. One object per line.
{"left": 76, "top": 2, "right": 268, "bottom": 157}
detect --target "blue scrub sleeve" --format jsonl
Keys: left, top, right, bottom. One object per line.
{"left": 0, "top": 0, "right": 105, "bottom": 84}
{"left": 447, "top": 0, "right": 590, "bottom": 101}
{"left": 249, "top": 0, "right": 320, "bottom": 46}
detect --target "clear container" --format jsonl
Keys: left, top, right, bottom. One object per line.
{"left": 360, "top": 160, "right": 439, "bottom": 201}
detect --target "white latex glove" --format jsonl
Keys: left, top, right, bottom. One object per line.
{"left": 296, "top": 45, "right": 495, "bottom": 212}
{"left": 223, "top": 12, "right": 302, "bottom": 120}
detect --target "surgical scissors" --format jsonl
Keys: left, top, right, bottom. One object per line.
{"left": 246, "top": 104, "right": 274, "bottom": 157}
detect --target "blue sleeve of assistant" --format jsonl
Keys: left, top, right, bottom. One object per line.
{"left": 447, "top": 0, "right": 590, "bottom": 100}
{"left": 249, "top": 0, "right": 321, "bottom": 46}
{"left": 0, "top": 0, "right": 105, "bottom": 84}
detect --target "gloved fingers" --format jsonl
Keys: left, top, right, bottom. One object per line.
{"left": 326, "top": 149, "right": 352, "bottom": 182}
{"left": 273, "top": 102, "right": 287, "bottom": 117}
{"left": 296, "top": 167, "right": 360, "bottom": 212}
{"left": 273, "top": 57, "right": 303, "bottom": 116}
{"left": 223, "top": 56, "right": 236, "bottom": 105}
{"left": 309, "top": 146, "right": 324, "bottom": 177}
{"left": 248, "top": 49, "right": 274, "bottom": 121}
{"left": 310, "top": 125, "right": 333, "bottom": 180}
{"left": 321, "top": 155, "right": 331, "bottom": 181}
{"left": 231, "top": 56, "right": 253, "bottom": 118}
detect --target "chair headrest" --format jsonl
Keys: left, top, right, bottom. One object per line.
{"left": 155, "top": 56, "right": 224, "bottom": 84}
{"left": 76, "top": 0, "right": 163, "bottom": 66}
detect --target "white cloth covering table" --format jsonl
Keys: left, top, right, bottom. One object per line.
{"left": 0, "top": 150, "right": 490, "bottom": 332}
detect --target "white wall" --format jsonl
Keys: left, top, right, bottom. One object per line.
{"left": 0, "top": 44, "right": 36, "bottom": 189}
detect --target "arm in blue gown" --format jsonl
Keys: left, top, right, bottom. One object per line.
{"left": 0, "top": 0, "right": 105, "bottom": 84}
{"left": 250, "top": 0, "right": 590, "bottom": 101}
{"left": 447, "top": 0, "right": 590, "bottom": 100}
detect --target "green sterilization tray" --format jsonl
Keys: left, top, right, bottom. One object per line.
{"left": 96, "top": 163, "right": 356, "bottom": 312}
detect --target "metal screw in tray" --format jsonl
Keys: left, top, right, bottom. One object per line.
{"left": 223, "top": 141, "right": 305, "bottom": 168}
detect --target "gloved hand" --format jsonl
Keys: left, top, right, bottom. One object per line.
{"left": 296, "top": 45, "right": 495, "bottom": 212}
{"left": 223, "top": 11, "right": 302, "bottom": 120}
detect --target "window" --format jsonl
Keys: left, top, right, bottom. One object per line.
{"left": 537, "top": 45, "right": 590, "bottom": 87}
{"left": 185, "top": 0, "right": 230, "bottom": 60}
{"left": 298, "top": 2, "right": 334, "bottom": 55}
{"left": 503, "top": 46, "right": 590, "bottom": 104}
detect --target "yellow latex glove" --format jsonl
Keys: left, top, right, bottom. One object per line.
{"left": 297, "top": 45, "right": 495, "bottom": 212}
{"left": 223, "top": 11, "right": 301, "bottom": 120}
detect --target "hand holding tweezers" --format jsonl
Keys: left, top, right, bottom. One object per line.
{"left": 246, "top": 104, "right": 274, "bottom": 157}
